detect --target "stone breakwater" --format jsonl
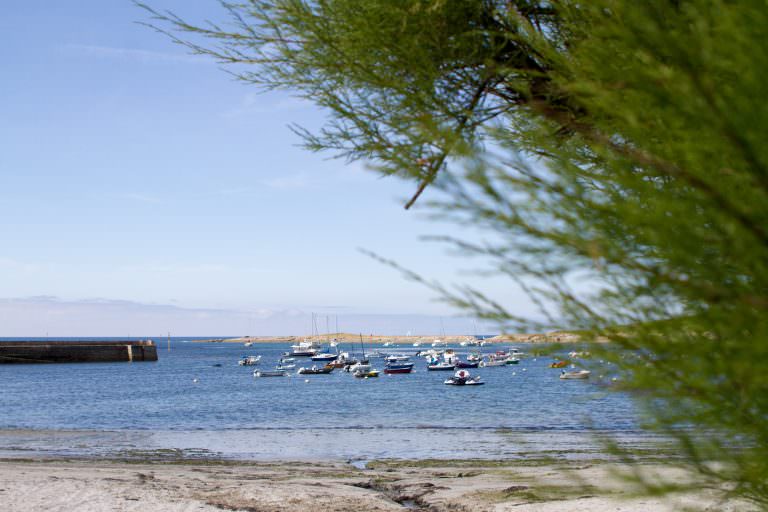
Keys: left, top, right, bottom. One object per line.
{"left": 0, "top": 340, "right": 158, "bottom": 364}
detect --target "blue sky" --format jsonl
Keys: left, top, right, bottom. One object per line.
{"left": 0, "top": 1, "right": 533, "bottom": 336}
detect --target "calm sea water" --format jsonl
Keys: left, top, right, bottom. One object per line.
{"left": 0, "top": 338, "right": 652, "bottom": 461}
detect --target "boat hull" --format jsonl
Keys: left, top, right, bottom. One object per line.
{"left": 384, "top": 367, "right": 413, "bottom": 374}
{"left": 427, "top": 364, "right": 456, "bottom": 371}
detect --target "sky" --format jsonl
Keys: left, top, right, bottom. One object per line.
{"left": 0, "top": 1, "right": 534, "bottom": 336}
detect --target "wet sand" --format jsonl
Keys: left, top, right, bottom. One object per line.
{"left": 0, "top": 457, "right": 753, "bottom": 511}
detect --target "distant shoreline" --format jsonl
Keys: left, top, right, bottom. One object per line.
{"left": 191, "top": 331, "right": 584, "bottom": 344}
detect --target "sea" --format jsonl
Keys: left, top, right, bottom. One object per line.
{"left": 0, "top": 338, "right": 659, "bottom": 463}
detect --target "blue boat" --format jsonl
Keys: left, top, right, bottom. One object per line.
{"left": 384, "top": 362, "right": 414, "bottom": 374}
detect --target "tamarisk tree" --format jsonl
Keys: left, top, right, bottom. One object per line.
{"left": 142, "top": 1, "right": 768, "bottom": 504}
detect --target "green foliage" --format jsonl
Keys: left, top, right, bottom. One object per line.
{"left": 141, "top": 0, "right": 768, "bottom": 506}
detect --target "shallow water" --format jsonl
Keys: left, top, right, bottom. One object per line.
{"left": 0, "top": 339, "right": 650, "bottom": 460}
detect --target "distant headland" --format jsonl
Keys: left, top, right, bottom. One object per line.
{"left": 192, "top": 331, "right": 584, "bottom": 344}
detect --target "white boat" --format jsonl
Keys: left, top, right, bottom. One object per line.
{"left": 466, "top": 352, "right": 482, "bottom": 362}
{"left": 479, "top": 356, "right": 506, "bottom": 367}
{"left": 348, "top": 362, "right": 371, "bottom": 373}
{"left": 444, "top": 369, "right": 484, "bottom": 386}
{"left": 385, "top": 354, "right": 410, "bottom": 363}
{"left": 276, "top": 363, "right": 295, "bottom": 370}
{"left": 432, "top": 339, "right": 447, "bottom": 348}
{"left": 238, "top": 355, "right": 261, "bottom": 366}
{"left": 290, "top": 339, "right": 321, "bottom": 356}
{"left": 427, "top": 361, "right": 455, "bottom": 371}
{"left": 382, "top": 341, "right": 393, "bottom": 347}
{"left": 244, "top": 341, "right": 253, "bottom": 347}
{"left": 560, "top": 370, "right": 591, "bottom": 380}
{"left": 412, "top": 341, "right": 422, "bottom": 347}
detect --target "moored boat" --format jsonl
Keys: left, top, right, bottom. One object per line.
{"left": 354, "top": 369, "right": 380, "bottom": 378}
{"left": 560, "top": 370, "right": 590, "bottom": 379}
{"left": 385, "top": 354, "right": 410, "bottom": 363}
{"left": 456, "top": 360, "right": 479, "bottom": 369}
{"left": 550, "top": 360, "right": 569, "bottom": 368}
{"left": 253, "top": 369, "right": 288, "bottom": 377}
{"left": 238, "top": 355, "right": 261, "bottom": 366}
{"left": 427, "top": 362, "right": 455, "bottom": 371}
{"left": 466, "top": 352, "right": 482, "bottom": 362}
{"left": 444, "top": 369, "right": 484, "bottom": 386}
{"left": 290, "top": 339, "right": 321, "bottom": 357}
{"left": 297, "top": 364, "right": 334, "bottom": 375}
{"left": 310, "top": 352, "right": 338, "bottom": 362}
{"left": 384, "top": 362, "right": 414, "bottom": 374}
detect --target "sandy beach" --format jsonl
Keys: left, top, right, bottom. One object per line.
{"left": 0, "top": 457, "right": 753, "bottom": 511}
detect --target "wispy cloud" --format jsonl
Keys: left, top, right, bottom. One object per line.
{"left": 221, "top": 93, "right": 311, "bottom": 119}
{"left": 61, "top": 43, "right": 206, "bottom": 65}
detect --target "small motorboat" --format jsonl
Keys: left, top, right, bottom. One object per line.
{"left": 384, "top": 362, "right": 414, "bottom": 374}
{"left": 550, "top": 360, "right": 569, "bottom": 368}
{"left": 479, "top": 355, "right": 506, "bottom": 367}
{"left": 466, "top": 352, "right": 482, "bottom": 362}
{"left": 382, "top": 341, "right": 393, "bottom": 347}
{"left": 354, "top": 369, "right": 380, "bottom": 378}
{"left": 456, "top": 360, "right": 479, "bottom": 369}
{"left": 444, "top": 369, "right": 484, "bottom": 386}
{"left": 276, "top": 363, "right": 295, "bottom": 370}
{"left": 238, "top": 355, "right": 261, "bottom": 366}
{"left": 297, "top": 364, "right": 334, "bottom": 375}
{"left": 253, "top": 369, "right": 288, "bottom": 377}
{"left": 311, "top": 352, "right": 338, "bottom": 362}
{"left": 346, "top": 362, "right": 371, "bottom": 373}
{"left": 427, "top": 362, "right": 456, "bottom": 371}
{"left": 505, "top": 357, "right": 520, "bottom": 365}
{"left": 385, "top": 354, "right": 410, "bottom": 363}
{"left": 432, "top": 339, "right": 447, "bottom": 348}
{"left": 560, "top": 370, "right": 590, "bottom": 379}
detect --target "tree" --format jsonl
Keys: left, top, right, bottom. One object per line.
{"left": 141, "top": 1, "right": 768, "bottom": 505}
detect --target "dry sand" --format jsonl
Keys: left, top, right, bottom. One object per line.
{"left": 0, "top": 458, "right": 754, "bottom": 511}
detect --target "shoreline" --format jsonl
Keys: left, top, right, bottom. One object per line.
{"left": 191, "top": 331, "right": 585, "bottom": 344}
{"left": 0, "top": 455, "right": 750, "bottom": 511}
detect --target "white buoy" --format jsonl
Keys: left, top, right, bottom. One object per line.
{"left": 512, "top": 372, "right": 516, "bottom": 376}
{"left": 304, "top": 379, "right": 309, "bottom": 383}
{"left": 192, "top": 378, "right": 199, "bottom": 383}
{"left": 522, "top": 368, "right": 527, "bottom": 371}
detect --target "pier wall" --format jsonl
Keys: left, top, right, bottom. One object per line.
{"left": 0, "top": 340, "right": 158, "bottom": 364}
